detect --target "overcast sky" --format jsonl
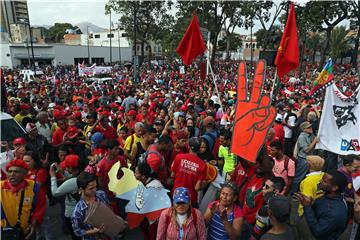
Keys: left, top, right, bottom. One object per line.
{"left": 27, "top": 0, "right": 347, "bottom": 34}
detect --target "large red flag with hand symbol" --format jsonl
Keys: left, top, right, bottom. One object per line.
{"left": 176, "top": 15, "right": 207, "bottom": 66}
{"left": 231, "top": 60, "right": 276, "bottom": 163}
{"left": 275, "top": 2, "right": 299, "bottom": 80}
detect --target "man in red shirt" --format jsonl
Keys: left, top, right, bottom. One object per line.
{"left": 242, "top": 148, "right": 274, "bottom": 239}
{"left": 52, "top": 117, "right": 68, "bottom": 146}
{"left": 273, "top": 114, "right": 285, "bottom": 143}
{"left": 95, "top": 113, "right": 117, "bottom": 140}
{"left": 146, "top": 135, "right": 173, "bottom": 184}
{"left": 97, "top": 140, "right": 127, "bottom": 198}
{"left": 171, "top": 137, "right": 207, "bottom": 207}
{"left": 170, "top": 130, "right": 189, "bottom": 165}
{"left": 230, "top": 158, "right": 256, "bottom": 206}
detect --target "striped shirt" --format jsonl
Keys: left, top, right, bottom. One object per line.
{"left": 207, "top": 201, "right": 243, "bottom": 240}
{"left": 71, "top": 190, "right": 110, "bottom": 240}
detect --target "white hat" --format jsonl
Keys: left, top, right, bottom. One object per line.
{"left": 48, "top": 103, "right": 56, "bottom": 108}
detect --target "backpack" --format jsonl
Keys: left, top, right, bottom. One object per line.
{"left": 165, "top": 208, "right": 198, "bottom": 239}
{"left": 281, "top": 156, "right": 296, "bottom": 174}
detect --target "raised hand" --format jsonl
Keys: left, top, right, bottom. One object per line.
{"left": 231, "top": 60, "right": 276, "bottom": 163}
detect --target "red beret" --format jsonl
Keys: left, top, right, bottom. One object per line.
{"left": 13, "top": 137, "right": 26, "bottom": 145}
{"left": 6, "top": 159, "right": 29, "bottom": 171}
{"left": 60, "top": 154, "right": 79, "bottom": 169}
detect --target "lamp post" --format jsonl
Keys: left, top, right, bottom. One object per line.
{"left": 116, "top": 23, "right": 122, "bottom": 64}
{"left": 19, "top": 18, "right": 35, "bottom": 70}
{"left": 109, "top": 10, "right": 112, "bottom": 64}
{"left": 87, "top": 26, "right": 91, "bottom": 64}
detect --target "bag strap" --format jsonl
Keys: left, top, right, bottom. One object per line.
{"left": 191, "top": 208, "right": 198, "bottom": 240}
{"left": 16, "top": 189, "right": 25, "bottom": 226}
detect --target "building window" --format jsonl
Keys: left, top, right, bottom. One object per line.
{"left": 107, "top": 33, "right": 114, "bottom": 38}
{"left": 136, "top": 46, "right": 140, "bottom": 51}
{"left": 121, "top": 33, "right": 128, "bottom": 37}
{"left": 94, "top": 34, "right": 100, "bottom": 38}
{"left": 245, "top": 43, "right": 248, "bottom": 48}
{"left": 252, "top": 43, "right": 255, "bottom": 49}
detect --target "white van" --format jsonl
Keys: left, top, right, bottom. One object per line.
{"left": 0, "top": 112, "right": 26, "bottom": 174}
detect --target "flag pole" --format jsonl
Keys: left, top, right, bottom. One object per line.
{"left": 206, "top": 31, "right": 211, "bottom": 76}
{"left": 206, "top": 56, "right": 224, "bottom": 114}
{"left": 270, "top": 69, "right": 278, "bottom": 101}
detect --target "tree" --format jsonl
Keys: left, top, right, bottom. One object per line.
{"left": 218, "top": 33, "right": 242, "bottom": 52}
{"left": 329, "top": 26, "right": 351, "bottom": 63}
{"left": 303, "top": 1, "right": 349, "bottom": 68}
{"left": 106, "top": 0, "right": 173, "bottom": 64}
{"left": 254, "top": 25, "right": 282, "bottom": 50}
{"left": 45, "top": 23, "right": 81, "bottom": 43}
{"left": 241, "top": 1, "right": 287, "bottom": 52}
{"left": 305, "top": 32, "right": 325, "bottom": 63}
{"left": 349, "top": 0, "right": 360, "bottom": 68}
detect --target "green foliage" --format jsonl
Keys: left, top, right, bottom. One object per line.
{"left": 218, "top": 33, "right": 242, "bottom": 52}
{"left": 305, "top": 32, "right": 325, "bottom": 63}
{"left": 329, "top": 26, "right": 351, "bottom": 61}
{"left": 255, "top": 25, "right": 282, "bottom": 50}
{"left": 45, "top": 23, "right": 81, "bottom": 43}
{"left": 106, "top": 0, "right": 173, "bottom": 62}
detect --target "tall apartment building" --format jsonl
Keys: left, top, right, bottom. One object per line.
{"left": 1, "top": 0, "right": 29, "bottom": 36}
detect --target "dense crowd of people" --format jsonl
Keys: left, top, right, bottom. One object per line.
{"left": 0, "top": 59, "right": 359, "bottom": 240}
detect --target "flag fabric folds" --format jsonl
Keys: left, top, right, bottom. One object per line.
{"left": 309, "top": 58, "right": 334, "bottom": 96}
{"left": 176, "top": 15, "right": 207, "bottom": 66}
{"left": 275, "top": 2, "right": 299, "bottom": 80}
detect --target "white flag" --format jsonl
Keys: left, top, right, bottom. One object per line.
{"left": 316, "top": 84, "right": 360, "bottom": 155}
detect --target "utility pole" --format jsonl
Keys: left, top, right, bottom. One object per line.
{"left": 118, "top": 25, "right": 122, "bottom": 64}
{"left": 87, "top": 25, "right": 90, "bottom": 64}
{"left": 109, "top": 10, "right": 112, "bottom": 64}
{"left": 25, "top": 10, "right": 35, "bottom": 71}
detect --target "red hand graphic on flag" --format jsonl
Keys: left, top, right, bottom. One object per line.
{"left": 231, "top": 60, "right": 276, "bottom": 163}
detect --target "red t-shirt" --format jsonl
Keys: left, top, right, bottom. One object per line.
{"left": 230, "top": 164, "right": 256, "bottom": 205}
{"left": 171, "top": 153, "right": 207, "bottom": 204}
{"left": 52, "top": 128, "right": 65, "bottom": 145}
{"left": 97, "top": 155, "right": 127, "bottom": 197}
{"left": 243, "top": 175, "right": 266, "bottom": 224}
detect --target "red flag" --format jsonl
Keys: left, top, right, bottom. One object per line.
{"left": 176, "top": 15, "right": 207, "bottom": 66}
{"left": 275, "top": 2, "right": 299, "bottom": 80}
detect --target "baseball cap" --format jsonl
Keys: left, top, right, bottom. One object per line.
{"left": 60, "top": 154, "right": 80, "bottom": 169}
{"left": 20, "top": 103, "right": 31, "bottom": 110}
{"left": 173, "top": 187, "right": 190, "bottom": 204}
{"left": 66, "top": 127, "right": 79, "bottom": 139}
{"left": 127, "top": 110, "right": 137, "bottom": 116}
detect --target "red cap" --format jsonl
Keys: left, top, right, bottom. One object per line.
{"left": 109, "top": 102, "right": 118, "bottom": 108}
{"left": 20, "top": 103, "right": 31, "bottom": 110}
{"left": 66, "top": 127, "right": 79, "bottom": 139}
{"left": 13, "top": 137, "right": 26, "bottom": 145}
{"left": 53, "top": 109, "right": 64, "bottom": 120}
{"left": 127, "top": 110, "right": 137, "bottom": 116}
{"left": 180, "top": 105, "right": 188, "bottom": 111}
{"left": 6, "top": 159, "right": 29, "bottom": 171}
{"left": 60, "top": 154, "right": 80, "bottom": 169}
{"left": 101, "top": 111, "right": 111, "bottom": 117}
{"left": 118, "top": 106, "right": 125, "bottom": 111}
{"left": 73, "top": 111, "right": 81, "bottom": 119}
